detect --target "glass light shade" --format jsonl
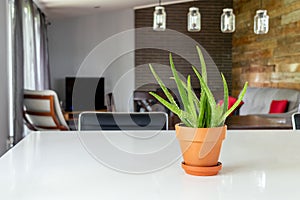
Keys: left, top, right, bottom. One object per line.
{"left": 153, "top": 6, "right": 166, "bottom": 31}
{"left": 187, "top": 7, "right": 201, "bottom": 32}
{"left": 254, "top": 10, "right": 269, "bottom": 34}
{"left": 221, "top": 8, "right": 235, "bottom": 33}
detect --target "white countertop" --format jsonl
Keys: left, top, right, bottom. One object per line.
{"left": 1, "top": 130, "right": 300, "bottom": 199}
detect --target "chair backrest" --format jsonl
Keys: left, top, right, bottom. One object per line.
{"left": 292, "top": 113, "right": 300, "bottom": 130}
{"left": 78, "top": 112, "right": 168, "bottom": 131}
{"left": 106, "top": 93, "right": 116, "bottom": 112}
{"left": 23, "top": 90, "right": 69, "bottom": 131}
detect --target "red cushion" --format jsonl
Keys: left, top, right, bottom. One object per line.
{"left": 269, "top": 100, "right": 289, "bottom": 114}
{"left": 219, "top": 96, "right": 244, "bottom": 115}
{"left": 219, "top": 96, "right": 244, "bottom": 108}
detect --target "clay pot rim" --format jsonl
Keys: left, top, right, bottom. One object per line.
{"left": 175, "top": 123, "right": 227, "bottom": 130}
{"left": 175, "top": 123, "right": 227, "bottom": 142}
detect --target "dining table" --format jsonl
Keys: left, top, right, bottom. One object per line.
{"left": 0, "top": 129, "right": 300, "bottom": 199}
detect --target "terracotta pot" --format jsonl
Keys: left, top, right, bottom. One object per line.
{"left": 175, "top": 124, "right": 226, "bottom": 176}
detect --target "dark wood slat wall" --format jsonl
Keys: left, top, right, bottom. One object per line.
{"left": 135, "top": 0, "right": 233, "bottom": 96}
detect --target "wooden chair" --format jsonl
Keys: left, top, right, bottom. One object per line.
{"left": 78, "top": 111, "right": 168, "bottom": 131}
{"left": 23, "top": 90, "right": 69, "bottom": 131}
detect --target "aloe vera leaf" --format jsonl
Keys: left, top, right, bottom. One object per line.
{"left": 169, "top": 54, "right": 189, "bottom": 112}
{"left": 204, "top": 97, "right": 212, "bottom": 127}
{"left": 149, "top": 64, "right": 179, "bottom": 109}
{"left": 221, "top": 73, "right": 229, "bottom": 116}
{"left": 173, "top": 77, "right": 200, "bottom": 114}
{"left": 149, "top": 92, "right": 180, "bottom": 114}
{"left": 220, "top": 82, "right": 248, "bottom": 123}
{"left": 192, "top": 67, "right": 205, "bottom": 127}
{"left": 180, "top": 111, "right": 195, "bottom": 127}
{"left": 187, "top": 76, "right": 197, "bottom": 126}
{"left": 197, "top": 74, "right": 219, "bottom": 127}
{"left": 197, "top": 78, "right": 216, "bottom": 108}
{"left": 196, "top": 46, "right": 207, "bottom": 83}
{"left": 198, "top": 94, "right": 206, "bottom": 127}
{"left": 149, "top": 92, "right": 194, "bottom": 126}
{"left": 212, "top": 105, "right": 224, "bottom": 127}
{"left": 178, "top": 110, "right": 195, "bottom": 127}
{"left": 193, "top": 66, "right": 217, "bottom": 127}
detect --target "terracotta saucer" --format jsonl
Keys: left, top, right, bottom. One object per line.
{"left": 181, "top": 162, "right": 222, "bottom": 176}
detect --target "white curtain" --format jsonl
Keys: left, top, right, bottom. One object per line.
{"left": 8, "top": 0, "right": 24, "bottom": 144}
{"left": 23, "top": 0, "right": 50, "bottom": 90}
{"left": 8, "top": 0, "right": 51, "bottom": 144}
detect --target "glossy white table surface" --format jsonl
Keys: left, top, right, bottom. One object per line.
{"left": 1, "top": 130, "right": 300, "bottom": 200}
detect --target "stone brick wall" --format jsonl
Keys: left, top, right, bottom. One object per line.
{"left": 232, "top": 0, "right": 300, "bottom": 96}
{"left": 135, "top": 0, "right": 233, "bottom": 97}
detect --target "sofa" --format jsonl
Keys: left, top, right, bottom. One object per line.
{"left": 239, "top": 87, "right": 300, "bottom": 117}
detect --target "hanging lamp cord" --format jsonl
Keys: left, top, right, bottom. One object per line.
{"left": 260, "top": 0, "right": 262, "bottom": 8}
{"left": 159, "top": 0, "right": 161, "bottom": 6}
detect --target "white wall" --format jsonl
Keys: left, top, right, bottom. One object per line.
{"left": 0, "top": 0, "right": 8, "bottom": 156}
{"left": 48, "top": 9, "right": 135, "bottom": 112}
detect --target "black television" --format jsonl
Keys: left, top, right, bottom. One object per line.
{"left": 65, "top": 77, "right": 105, "bottom": 111}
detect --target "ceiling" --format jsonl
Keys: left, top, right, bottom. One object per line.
{"left": 34, "top": 0, "right": 192, "bottom": 19}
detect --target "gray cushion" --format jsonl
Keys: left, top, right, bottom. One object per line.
{"left": 239, "top": 87, "right": 300, "bottom": 116}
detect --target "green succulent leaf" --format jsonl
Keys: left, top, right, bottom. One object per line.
{"left": 221, "top": 73, "right": 229, "bottom": 116}
{"left": 192, "top": 67, "right": 207, "bottom": 127}
{"left": 187, "top": 76, "right": 197, "bottom": 127}
{"left": 196, "top": 46, "right": 207, "bottom": 83}
{"left": 149, "top": 92, "right": 194, "bottom": 127}
{"left": 169, "top": 54, "right": 189, "bottom": 112}
{"left": 219, "top": 81, "right": 248, "bottom": 124}
{"left": 149, "top": 92, "right": 180, "bottom": 114}
{"left": 149, "top": 64, "right": 179, "bottom": 109}
{"left": 174, "top": 77, "right": 200, "bottom": 114}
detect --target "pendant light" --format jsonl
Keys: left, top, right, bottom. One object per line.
{"left": 221, "top": 8, "right": 235, "bottom": 33}
{"left": 153, "top": 0, "right": 166, "bottom": 31}
{"left": 254, "top": 0, "right": 269, "bottom": 34}
{"left": 187, "top": 5, "right": 201, "bottom": 32}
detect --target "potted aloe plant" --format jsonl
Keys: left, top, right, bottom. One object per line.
{"left": 149, "top": 46, "right": 248, "bottom": 176}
